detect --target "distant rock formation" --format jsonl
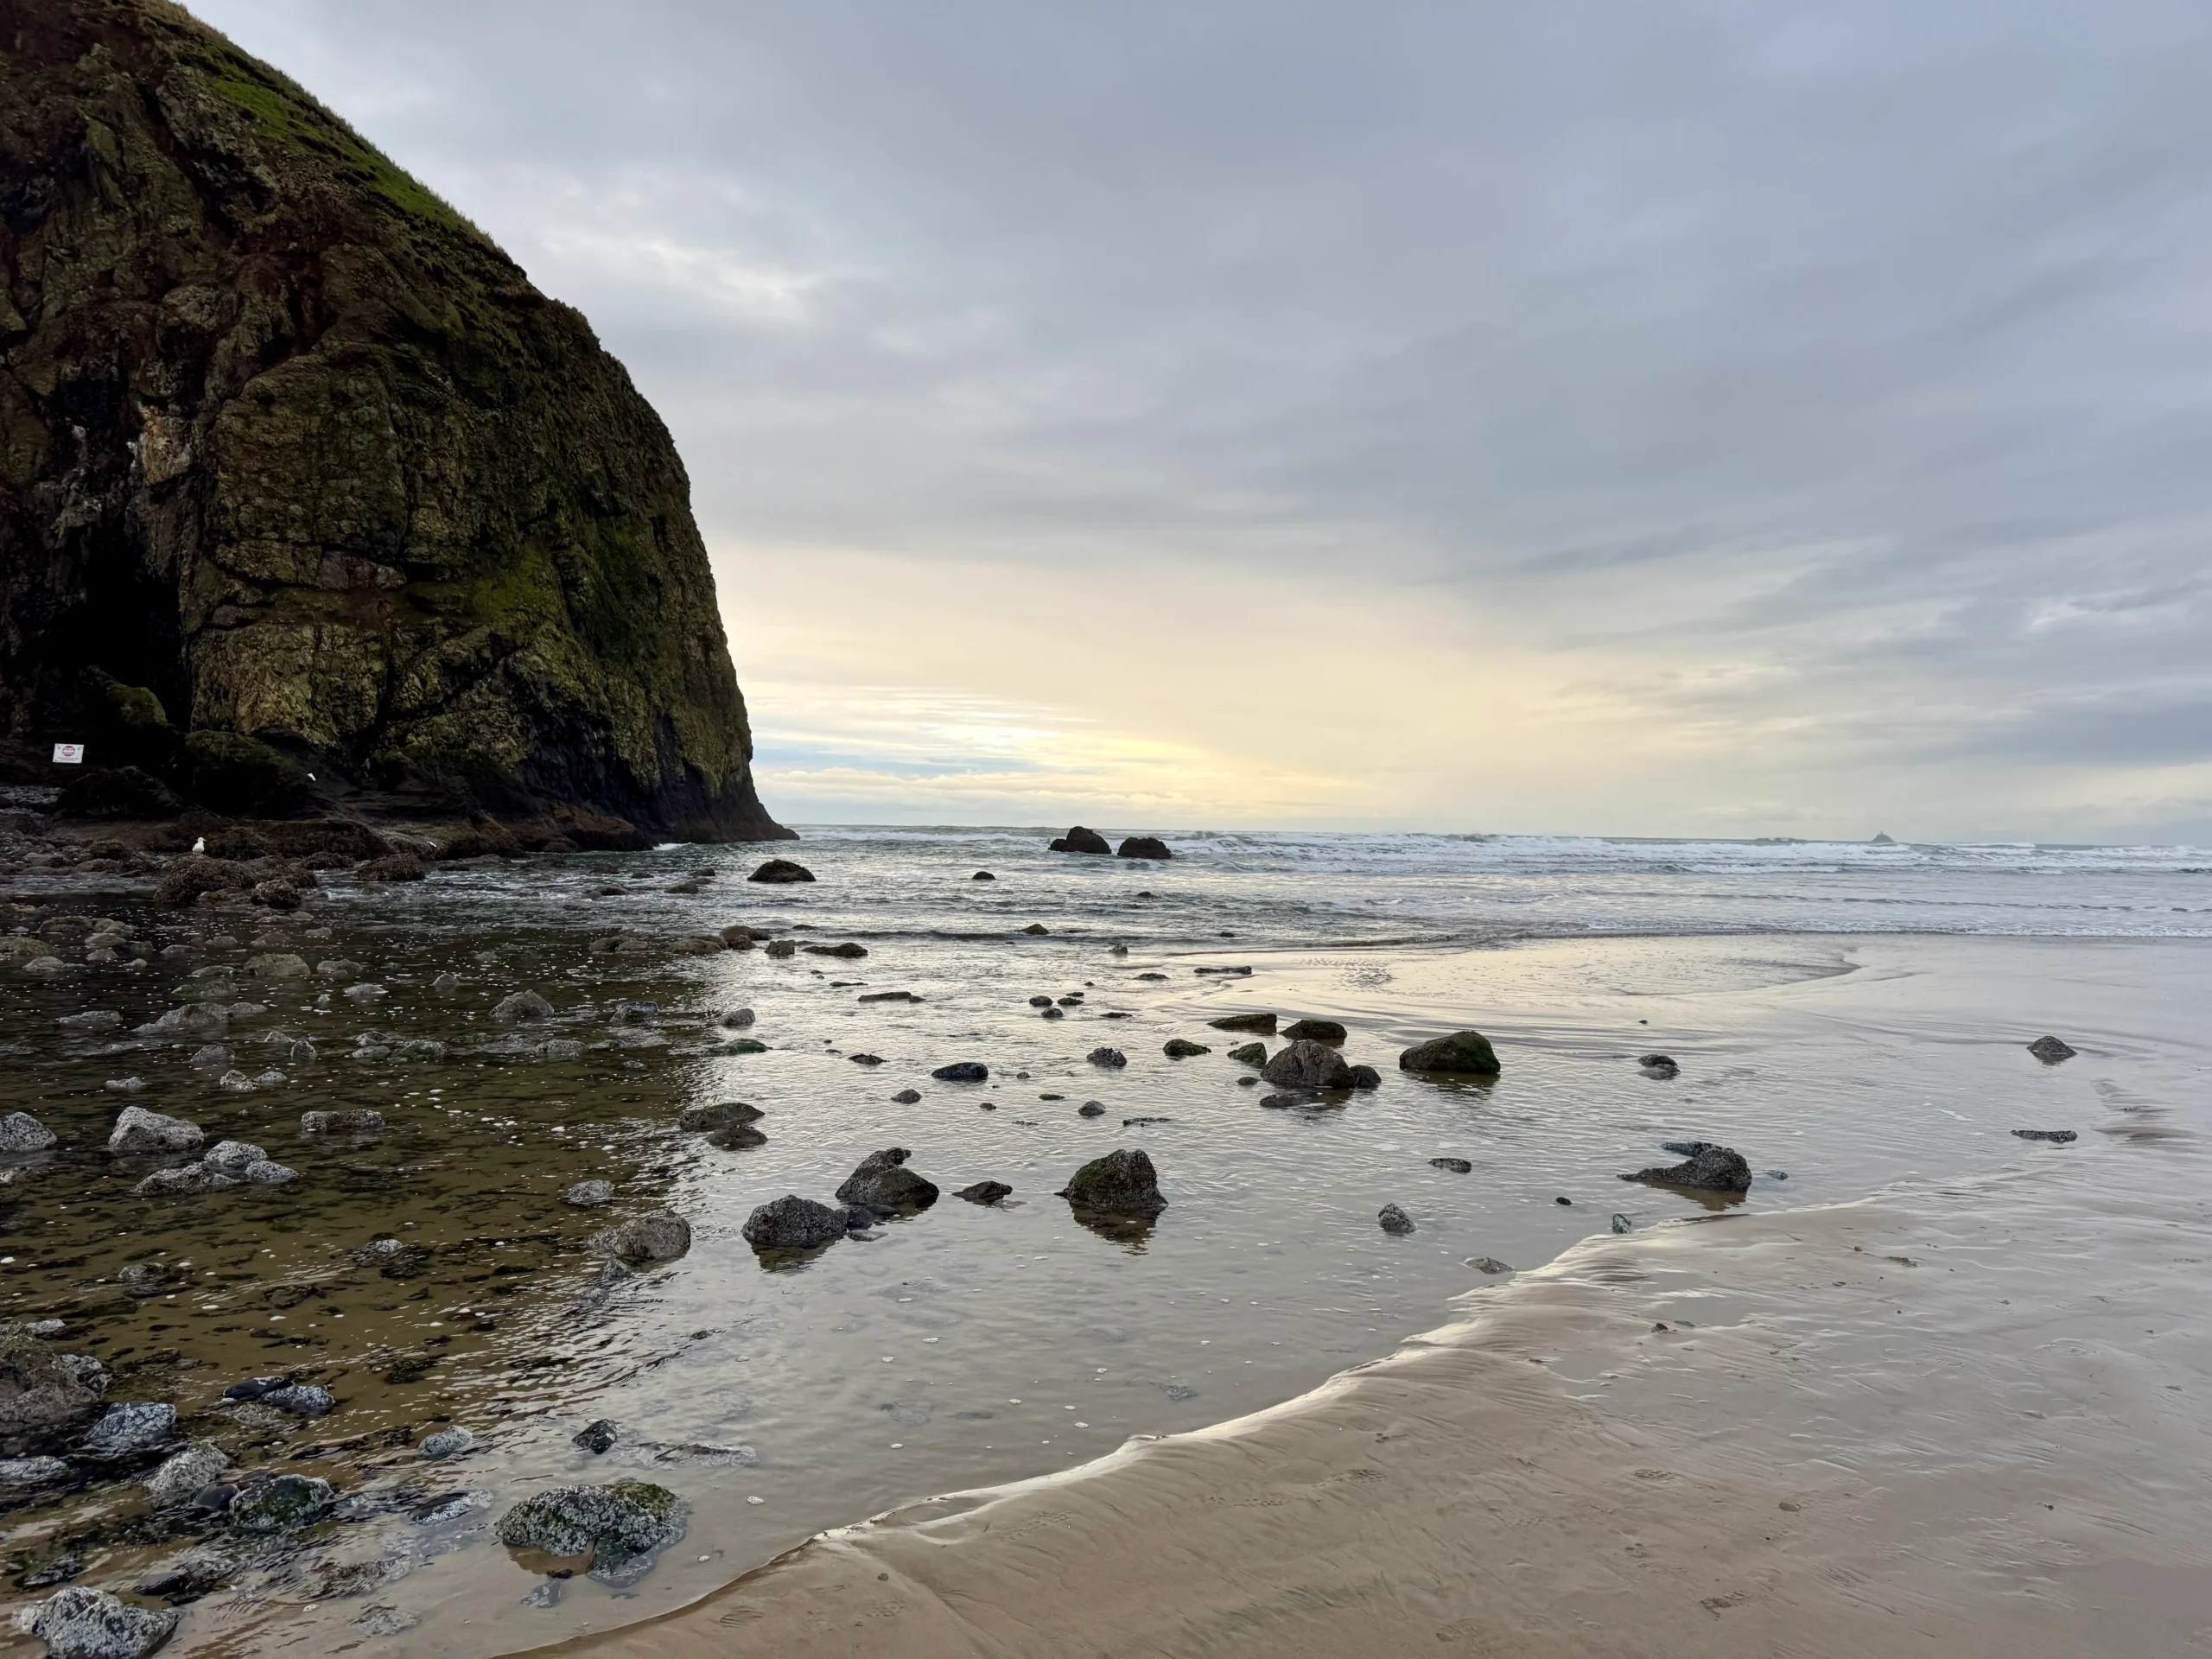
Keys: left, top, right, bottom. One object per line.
{"left": 0, "top": 0, "right": 787, "bottom": 841}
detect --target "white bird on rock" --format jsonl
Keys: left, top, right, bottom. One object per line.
{"left": 191, "top": 836, "right": 206, "bottom": 855}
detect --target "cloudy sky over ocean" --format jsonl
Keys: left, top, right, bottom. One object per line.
{"left": 194, "top": 1, "right": 2212, "bottom": 840}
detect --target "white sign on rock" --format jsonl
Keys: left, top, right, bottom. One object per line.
{"left": 51, "top": 743, "right": 85, "bottom": 765}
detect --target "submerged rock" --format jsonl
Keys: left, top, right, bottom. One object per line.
{"left": 955, "top": 1180, "right": 1013, "bottom": 1205}
{"left": 1162, "top": 1039, "right": 1211, "bottom": 1058}
{"left": 1620, "top": 1143, "right": 1752, "bottom": 1192}
{"left": 28, "top": 1587, "right": 177, "bottom": 1659}
{"left": 228, "top": 1472, "right": 335, "bottom": 1533}
{"left": 741, "top": 1195, "right": 850, "bottom": 1252}
{"left": 2012, "top": 1128, "right": 2078, "bottom": 1144}
{"left": 1077, "top": 1101, "right": 1106, "bottom": 1117}
{"left": 1345, "top": 1065, "right": 1382, "bottom": 1090}
{"left": 563, "top": 1180, "right": 616, "bottom": 1208}
{"left": 352, "top": 1238, "right": 428, "bottom": 1277}
{"left": 1057, "top": 1148, "right": 1166, "bottom": 1217}
{"left": 134, "top": 1547, "right": 237, "bottom": 1603}
{"left": 0, "top": 1111, "right": 55, "bottom": 1153}
{"left": 493, "top": 990, "right": 555, "bottom": 1025}
{"left": 2027, "top": 1035, "right": 2077, "bottom": 1063}
{"left": 1429, "top": 1157, "right": 1472, "bottom": 1173}
{"left": 0, "top": 1326, "right": 109, "bottom": 1453}
{"left": 1398, "top": 1031, "right": 1502, "bottom": 1075}
{"left": 1207, "top": 1012, "right": 1276, "bottom": 1034}
{"left": 300, "top": 1109, "right": 384, "bottom": 1135}
{"left": 835, "top": 1148, "right": 939, "bottom": 1217}
{"left": 677, "top": 1101, "right": 762, "bottom": 1133}
{"left": 597, "top": 1212, "right": 691, "bottom": 1265}
{"left": 132, "top": 1165, "right": 238, "bottom": 1198}
{"left": 1377, "top": 1204, "right": 1415, "bottom": 1234}
{"left": 202, "top": 1141, "right": 266, "bottom": 1177}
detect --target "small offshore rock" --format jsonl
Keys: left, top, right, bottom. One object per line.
{"left": 1262, "top": 1039, "right": 1353, "bottom": 1090}
{"left": 418, "top": 1427, "right": 476, "bottom": 1460}
{"left": 1163, "top": 1039, "right": 1211, "bottom": 1058}
{"left": 1345, "top": 1065, "right": 1382, "bottom": 1090}
{"left": 677, "top": 1101, "right": 762, "bottom": 1132}
{"left": 1049, "top": 826, "right": 1111, "bottom": 855}
{"left": 110, "top": 1107, "right": 204, "bottom": 1155}
{"left": 142, "top": 1444, "right": 232, "bottom": 1507}
{"left": 118, "top": 1264, "right": 172, "bottom": 1298}
{"left": 301, "top": 1109, "right": 383, "bottom": 1135}
{"left": 748, "top": 859, "right": 815, "bottom": 884}
{"left": 848, "top": 1052, "right": 883, "bottom": 1066}
{"left": 1281, "top": 1018, "right": 1347, "bottom": 1043}
{"left": 262, "top": 1383, "right": 336, "bottom": 1417}
{"left": 134, "top": 1165, "right": 239, "bottom": 1198}
{"left": 81, "top": 1402, "right": 177, "bottom": 1458}
{"left": 1429, "top": 1157, "right": 1472, "bottom": 1173}
{"left": 803, "top": 941, "right": 868, "bottom": 958}
{"left": 1116, "top": 836, "right": 1172, "bottom": 860}
{"left": 2027, "top": 1035, "right": 2077, "bottom": 1063}
{"left": 1611, "top": 1212, "right": 1634, "bottom": 1233}
{"left": 203, "top": 1141, "right": 266, "bottom": 1176}
{"left": 1087, "top": 1046, "right": 1128, "bottom": 1068}
{"left": 890, "top": 1088, "right": 922, "bottom": 1104}
{"left": 1057, "top": 1147, "right": 1166, "bottom": 1217}
{"left": 56, "top": 1010, "right": 123, "bottom": 1033}
{"left": 216, "top": 1069, "right": 258, "bottom": 1094}
{"left": 741, "top": 1195, "right": 850, "bottom": 1252}
{"left": 1021, "top": 922, "right": 1049, "bottom": 936}
{"left": 835, "top": 1147, "right": 939, "bottom": 1216}
{"left": 955, "top": 1180, "right": 1013, "bottom": 1205}
{"left": 28, "top": 1587, "right": 178, "bottom": 1659}
{"left": 721, "top": 1007, "right": 757, "bottom": 1028}
{"left": 1637, "top": 1052, "right": 1679, "bottom": 1075}
{"left": 563, "top": 1180, "right": 616, "bottom": 1208}
{"left": 1466, "top": 1256, "right": 1515, "bottom": 1274}
{"left": 432, "top": 972, "right": 462, "bottom": 991}
{"left": 2012, "top": 1128, "right": 2078, "bottom": 1144}
{"left": 762, "top": 940, "right": 798, "bottom": 958}
{"left": 573, "top": 1419, "right": 620, "bottom": 1455}
{"left": 1226, "top": 1041, "right": 1268, "bottom": 1066}
{"left": 1077, "top": 1101, "right": 1106, "bottom": 1117}
{"left": 352, "top": 1238, "right": 427, "bottom": 1276}
{"left": 229, "top": 1472, "right": 335, "bottom": 1533}
{"left": 0, "top": 1111, "right": 56, "bottom": 1153}
{"left": 931, "top": 1061, "right": 988, "bottom": 1083}
{"left": 1207, "top": 1012, "right": 1276, "bottom": 1034}
{"left": 707, "top": 1123, "right": 767, "bottom": 1150}
{"left": 599, "top": 1211, "right": 691, "bottom": 1265}
{"left": 1377, "top": 1203, "right": 1415, "bottom": 1234}
{"left": 1398, "top": 1031, "right": 1502, "bottom": 1075}
{"left": 493, "top": 990, "right": 556, "bottom": 1025}
{"left": 1621, "top": 1143, "right": 1752, "bottom": 1192}
{"left": 971, "top": 870, "right": 995, "bottom": 880}
{"left": 103, "top": 1077, "right": 148, "bottom": 1094}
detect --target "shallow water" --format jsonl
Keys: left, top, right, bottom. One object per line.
{"left": 0, "top": 830, "right": 2200, "bottom": 1656}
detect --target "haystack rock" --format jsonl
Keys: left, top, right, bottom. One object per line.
{"left": 0, "top": 1, "right": 788, "bottom": 843}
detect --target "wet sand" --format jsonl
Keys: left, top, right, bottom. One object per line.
{"left": 551, "top": 936, "right": 2212, "bottom": 1658}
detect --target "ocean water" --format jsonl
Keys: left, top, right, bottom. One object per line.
{"left": 2, "top": 827, "right": 2204, "bottom": 1656}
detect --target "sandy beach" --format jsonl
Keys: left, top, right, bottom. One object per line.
{"left": 547, "top": 933, "right": 2212, "bottom": 1658}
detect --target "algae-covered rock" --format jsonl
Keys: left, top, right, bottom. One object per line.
{"left": 0, "top": 2, "right": 787, "bottom": 843}
{"left": 1056, "top": 1148, "right": 1167, "bottom": 1217}
{"left": 496, "top": 1480, "right": 688, "bottom": 1586}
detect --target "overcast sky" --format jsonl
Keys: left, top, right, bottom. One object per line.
{"left": 193, "top": 0, "right": 2212, "bottom": 841}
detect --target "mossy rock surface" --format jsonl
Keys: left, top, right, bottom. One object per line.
{"left": 0, "top": 2, "right": 788, "bottom": 840}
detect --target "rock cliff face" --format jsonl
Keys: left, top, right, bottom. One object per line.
{"left": 0, "top": 0, "right": 789, "bottom": 839}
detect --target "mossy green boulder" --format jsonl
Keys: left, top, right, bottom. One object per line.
{"left": 0, "top": 1, "right": 785, "bottom": 840}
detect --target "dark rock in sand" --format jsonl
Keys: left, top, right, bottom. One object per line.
{"left": 677, "top": 1101, "right": 762, "bottom": 1133}
{"left": 1262, "top": 1039, "right": 1353, "bottom": 1090}
{"left": 2012, "top": 1128, "right": 2077, "bottom": 1143}
{"left": 1281, "top": 1019, "right": 1347, "bottom": 1044}
{"left": 1163, "top": 1039, "right": 1211, "bottom": 1058}
{"left": 931, "top": 1062, "right": 988, "bottom": 1083}
{"left": 749, "top": 860, "right": 815, "bottom": 885}
{"left": 27, "top": 1588, "right": 177, "bottom": 1659}
{"left": 1377, "top": 1204, "right": 1414, "bottom": 1234}
{"left": 1429, "top": 1157, "right": 1472, "bottom": 1173}
{"left": 1057, "top": 1148, "right": 1166, "bottom": 1217}
{"left": 1087, "top": 1046, "right": 1128, "bottom": 1068}
{"left": 597, "top": 1212, "right": 691, "bottom": 1265}
{"left": 1050, "top": 826, "right": 1111, "bottom": 855}
{"left": 1399, "top": 1031, "right": 1502, "bottom": 1075}
{"left": 2027, "top": 1035, "right": 2077, "bottom": 1063}
{"left": 493, "top": 990, "right": 555, "bottom": 1025}
{"left": 573, "top": 1420, "right": 620, "bottom": 1455}
{"left": 1116, "top": 836, "right": 1173, "bottom": 860}
{"left": 1207, "top": 1012, "right": 1277, "bottom": 1034}
{"left": 496, "top": 1481, "right": 687, "bottom": 1585}
{"left": 1620, "top": 1143, "right": 1752, "bottom": 1192}
{"left": 835, "top": 1148, "right": 939, "bottom": 1216}
{"left": 741, "top": 1195, "right": 849, "bottom": 1252}
{"left": 955, "top": 1181, "right": 1013, "bottom": 1205}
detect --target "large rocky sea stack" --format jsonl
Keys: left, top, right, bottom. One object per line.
{"left": 0, "top": 0, "right": 789, "bottom": 841}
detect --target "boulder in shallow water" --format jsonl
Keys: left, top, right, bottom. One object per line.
{"left": 1345, "top": 1065, "right": 1382, "bottom": 1090}
{"left": 1087, "top": 1046, "right": 1128, "bottom": 1069}
{"left": 29, "top": 1587, "right": 177, "bottom": 1659}
{"left": 108, "top": 1108, "right": 202, "bottom": 1155}
{"left": 142, "top": 1444, "right": 229, "bottom": 1507}
{"left": 0, "top": 1326, "right": 109, "bottom": 1454}
{"left": 563, "top": 1180, "right": 615, "bottom": 1208}
{"left": 596, "top": 1212, "right": 691, "bottom": 1265}
{"left": 748, "top": 859, "right": 815, "bottom": 884}
{"left": 1398, "top": 1031, "right": 1501, "bottom": 1075}
{"left": 1116, "top": 836, "right": 1172, "bottom": 860}
{"left": 134, "top": 1547, "right": 236, "bottom": 1602}
{"left": 955, "top": 1180, "right": 1012, "bottom": 1205}
{"left": 1429, "top": 1157, "right": 1472, "bottom": 1174}
{"left": 418, "top": 1427, "right": 475, "bottom": 1460}
{"left": 1057, "top": 1148, "right": 1166, "bottom": 1217}
{"left": 1377, "top": 1204, "right": 1414, "bottom": 1234}
{"left": 890, "top": 1088, "right": 921, "bottom": 1104}
{"left": 133, "top": 1164, "right": 238, "bottom": 1198}
{"left": 835, "top": 1148, "right": 939, "bottom": 1216}
{"left": 573, "top": 1420, "right": 620, "bottom": 1454}
{"left": 1225, "top": 1042, "right": 1268, "bottom": 1066}
{"left": 81, "top": 1402, "right": 176, "bottom": 1458}
{"left": 1049, "top": 826, "right": 1111, "bottom": 855}
{"left": 1162, "top": 1039, "right": 1211, "bottom": 1058}
{"left": 0, "top": 1111, "right": 55, "bottom": 1153}
{"left": 2027, "top": 1034, "right": 2076, "bottom": 1063}
{"left": 1262, "top": 1039, "right": 1353, "bottom": 1090}
{"left": 677, "top": 1101, "right": 762, "bottom": 1133}
{"left": 300, "top": 1109, "right": 383, "bottom": 1135}
{"left": 2012, "top": 1128, "right": 2077, "bottom": 1144}
{"left": 493, "top": 990, "right": 555, "bottom": 1025}
{"left": 202, "top": 1141, "right": 266, "bottom": 1177}
{"left": 741, "top": 1195, "right": 850, "bottom": 1252}
{"left": 228, "top": 1473, "right": 334, "bottom": 1533}
{"left": 931, "top": 1061, "right": 988, "bottom": 1083}
{"left": 1207, "top": 1011, "right": 1276, "bottom": 1034}
{"left": 1281, "top": 1018, "right": 1347, "bottom": 1044}
{"left": 496, "top": 1480, "right": 687, "bottom": 1585}
{"left": 1620, "top": 1143, "right": 1751, "bottom": 1192}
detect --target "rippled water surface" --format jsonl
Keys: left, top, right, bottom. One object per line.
{"left": 2, "top": 828, "right": 2204, "bottom": 1656}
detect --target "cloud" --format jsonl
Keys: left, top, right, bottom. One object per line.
{"left": 189, "top": 0, "right": 2212, "bottom": 839}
